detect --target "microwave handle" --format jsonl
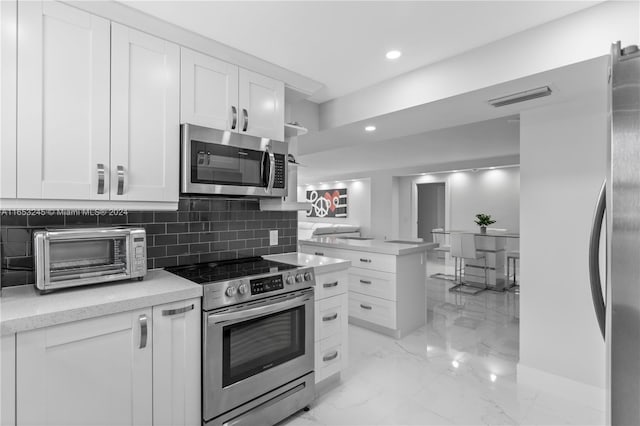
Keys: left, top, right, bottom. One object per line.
{"left": 266, "top": 147, "right": 276, "bottom": 194}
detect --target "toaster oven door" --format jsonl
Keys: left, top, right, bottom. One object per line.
{"left": 35, "top": 230, "right": 133, "bottom": 290}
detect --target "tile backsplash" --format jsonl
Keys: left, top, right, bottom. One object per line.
{"left": 0, "top": 197, "right": 297, "bottom": 288}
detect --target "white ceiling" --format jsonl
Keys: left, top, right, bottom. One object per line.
{"left": 121, "top": 0, "right": 602, "bottom": 103}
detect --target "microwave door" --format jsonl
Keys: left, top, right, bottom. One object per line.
{"left": 190, "top": 141, "right": 266, "bottom": 189}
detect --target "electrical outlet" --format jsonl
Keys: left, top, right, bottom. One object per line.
{"left": 269, "top": 230, "right": 278, "bottom": 246}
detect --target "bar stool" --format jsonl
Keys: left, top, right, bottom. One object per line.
{"left": 431, "top": 228, "right": 450, "bottom": 259}
{"left": 449, "top": 232, "right": 488, "bottom": 295}
{"left": 506, "top": 250, "right": 520, "bottom": 288}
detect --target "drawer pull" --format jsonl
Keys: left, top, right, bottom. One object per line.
{"left": 323, "top": 350, "right": 339, "bottom": 362}
{"left": 360, "top": 304, "right": 372, "bottom": 310}
{"left": 359, "top": 279, "right": 372, "bottom": 284}
{"left": 322, "top": 313, "right": 338, "bottom": 322}
{"left": 323, "top": 281, "right": 339, "bottom": 288}
{"left": 162, "top": 304, "right": 194, "bottom": 316}
{"left": 315, "top": 252, "right": 324, "bottom": 256}
{"left": 360, "top": 258, "right": 372, "bottom": 263}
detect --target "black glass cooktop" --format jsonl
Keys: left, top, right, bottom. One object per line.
{"left": 166, "top": 257, "right": 297, "bottom": 284}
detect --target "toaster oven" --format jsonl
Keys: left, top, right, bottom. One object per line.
{"left": 33, "top": 227, "right": 147, "bottom": 292}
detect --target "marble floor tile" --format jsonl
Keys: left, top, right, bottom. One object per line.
{"left": 281, "top": 260, "right": 603, "bottom": 426}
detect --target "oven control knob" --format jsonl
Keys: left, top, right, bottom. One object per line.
{"left": 238, "top": 283, "right": 249, "bottom": 295}
{"left": 225, "top": 286, "right": 237, "bottom": 297}
{"left": 304, "top": 272, "right": 312, "bottom": 281}
{"left": 295, "top": 273, "right": 303, "bottom": 283}
{"left": 286, "top": 275, "right": 295, "bottom": 285}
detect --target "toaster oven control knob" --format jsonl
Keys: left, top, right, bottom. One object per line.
{"left": 238, "top": 283, "right": 248, "bottom": 295}
{"left": 295, "top": 273, "right": 303, "bottom": 283}
{"left": 225, "top": 286, "right": 237, "bottom": 297}
{"left": 304, "top": 272, "right": 312, "bottom": 281}
{"left": 286, "top": 275, "right": 295, "bottom": 285}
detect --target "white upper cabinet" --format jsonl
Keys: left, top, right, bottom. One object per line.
{"left": 181, "top": 48, "right": 285, "bottom": 141}
{"left": 17, "top": 1, "right": 111, "bottom": 200}
{"left": 111, "top": 23, "right": 180, "bottom": 203}
{"left": 180, "top": 48, "right": 239, "bottom": 131}
{"left": 238, "top": 68, "right": 285, "bottom": 141}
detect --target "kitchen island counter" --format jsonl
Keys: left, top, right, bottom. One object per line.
{"left": 299, "top": 236, "right": 437, "bottom": 255}
{"left": 0, "top": 270, "right": 202, "bottom": 335}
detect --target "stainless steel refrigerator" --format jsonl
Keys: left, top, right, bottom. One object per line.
{"left": 589, "top": 41, "right": 640, "bottom": 425}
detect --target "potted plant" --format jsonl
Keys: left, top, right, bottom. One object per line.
{"left": 474, "top": 213, "right": 496, "bottom": 234}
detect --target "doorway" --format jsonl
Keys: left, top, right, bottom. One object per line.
{"left": 417, "top": 182, "right": 445, "bottom": 242}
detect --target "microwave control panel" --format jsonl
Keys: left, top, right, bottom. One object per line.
{"left": 130, "top": 232, "right": 147, "bottom": 278}
{"left": 274, "top": 154, "right": 286, "bottom": 189}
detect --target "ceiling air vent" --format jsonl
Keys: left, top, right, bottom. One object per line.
{"left": 488, "top": 86, "right": 552, "bottom": 107}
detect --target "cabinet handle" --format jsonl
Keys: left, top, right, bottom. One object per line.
{"left": 360, "top": 304, "right": 372, "bottom": 310}
{"left": 242, "top": 108, "right": 248, "bottom": 131}
{"left": 139, "top": 314, "right": 148, "bottom": 349}
{"left": 162, "top": 304, "right": 194, "bottom": 316}
{"left": 322, "top": 313, "right": 338, "bottom": 322}
{"left": 315, "top": 252, "right": 324, "bottom": 256}
{"left": 323, "top": 350, "right": 339, "bottom": 362}
{"left": 97, "top": 163, "right": 105, "bottom": 194}
{"left": 360, "top": 258, "right": 372, "bottom": 263}
{"left": 359, "top": 279, "right": 372, "bottom": 285}
{"left": 117, "top": 165, "right": 125, "bottom": 195}
{"left": 231, "top": 106, "right": 237, "bottom": 129}
{"left": 323, "top": 281, "right": 338, "bottom": 288}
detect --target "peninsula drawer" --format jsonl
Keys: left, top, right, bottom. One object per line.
{"left": 315, "top": 295, "right": 346, "bottom": 341}
{"left": 315, "top": 334, "right": 343, "bottom": 383}
{"left": 349, "top": 293, "right": 396, "bottom": 329}
{"left": 303, "top": 246, "right": 345, "bottom": 260}
{"left": 324, "top": 250, "right": 395, "bottom": 273}
{"left": 315, "top": 270, "right": 348, "bottom": 300}
{"left": 348, "top": 269, "right": 396, "bottom": 301}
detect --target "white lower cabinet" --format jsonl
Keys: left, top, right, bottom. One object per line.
{"left": 13, "top": 298, "right": 200, "bottom": 426}
{"left": 314, "top": 268, "right": 349, "bottom": 385}
{"left": 1, "top": 334, "right": 16, "bottom": 426}
{"left": 152, "top": 298, "right": 201, "bottom": 426}
{"left": 16, "top": 309, "right": 154, "bottom": 426}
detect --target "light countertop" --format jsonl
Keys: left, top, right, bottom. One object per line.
{"left": 0, "top": 270, "right": 202, "bottom": 335}
{"left": 299, "top": 237, "right": 437, "bottom": 255}
{"left": 264, "top": 252, "right": 351, "bottom": 274}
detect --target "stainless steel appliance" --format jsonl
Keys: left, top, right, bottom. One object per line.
{"left": 166, "top": 257, "right": 316, "bottom": 426}
{"left": 33, "top": 227, "right": 147, "bottom": 292}
{"left": 589, "top": 41, "right": 640, "bottom": 425}
{"left": 181, "top": 123, "right": 288, "bottom": 197}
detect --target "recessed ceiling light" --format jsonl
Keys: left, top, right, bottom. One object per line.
{"left": 385, "top": 50, "right": 402, "bottom": 60}
{"left": 365, "top": 125, "right": 376, "bottom": 132}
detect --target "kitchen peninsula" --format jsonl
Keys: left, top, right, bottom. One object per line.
{"left": 299, "top": 237, "right": 436, "bottom": 339}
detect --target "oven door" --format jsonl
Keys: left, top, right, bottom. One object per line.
{"left": 203, "top": 289, "right": 314, "bottom": 422}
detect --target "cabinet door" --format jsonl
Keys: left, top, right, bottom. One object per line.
{"left": 152, "top": 298, "right": 201, "bottom": 426}
{"left": 16, "top": 309, "right": 153, "bottom": 426}
{"left": 111, "top": 23, "right": 179, "bottom": 203}
{"left": 180, "top": 48, "right": 239, "bottom": 130}
{"left": 238, "top": 68, "right": 284, "bottom": 141}
{"left": 1, "top": 334, "right": 16, "bottom": 426}
{"left": 1, "top": 0, "right": 17, "bottom": 199}
{"left": 17, "top": 1, "right": 110, "bottom": 200}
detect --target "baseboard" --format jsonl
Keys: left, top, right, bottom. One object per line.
{"left": 517, "top": 363, "right": 605, "bottom": 409}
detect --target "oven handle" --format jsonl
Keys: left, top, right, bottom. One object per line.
{"left": 208, "top": 293, "right": 312, "bottom": 325}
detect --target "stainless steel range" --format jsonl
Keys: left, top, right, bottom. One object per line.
{"left": 167, "top": 257, "right": 316, "bottom": 426}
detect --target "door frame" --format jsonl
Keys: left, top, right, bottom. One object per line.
{"left": 411, "top": 176, "right": 450, "bottom": 241}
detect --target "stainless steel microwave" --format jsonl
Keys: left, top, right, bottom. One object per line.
{"left": 180, "top": 123, "right": 288, "bottom": 197}
{"left": 33, "top": 227, "right": 147, "bottom": 292}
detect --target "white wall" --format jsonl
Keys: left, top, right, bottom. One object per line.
{"left": 397, "top": 167, "right": 520, "bottom": 239}
{"left": 520, "top": 76, "right": 608, "bottom": 401}
{"left": 298, "top": 179, "right": 371, "bottom": 236}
